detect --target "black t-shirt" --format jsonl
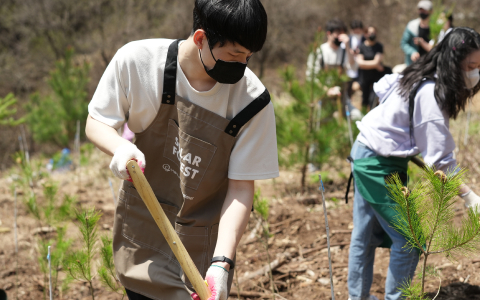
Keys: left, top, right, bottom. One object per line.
{"left": 418, "top": 26, "right": 430, "bottom": 56}
{"left": 359, "top": 42, "right": 384, "bottom": 84}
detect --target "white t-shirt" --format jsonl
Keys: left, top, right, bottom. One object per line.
{"left": 347, "top": 34, "right": 362, "bottom": 79}
{"left": 88, "top": 39, "right": 279, "bottom": 180}
{"left": 306, "top": 42, "right": 358, "bottom": 79}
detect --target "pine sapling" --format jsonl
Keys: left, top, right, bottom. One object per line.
{"left": 252, "top": 190, "right": 276, "bottom": 299}
{"left": 0, "top": 93, "right": 25, "bottom": 126}
{"left": 275, "top": 31, "right": 353, "bottom": 191}
{"left": 386, "top": 167, "right": 480, "bottom": 299}
{"left": 318, "top": 175, "right": 335, "bottom": 300}
{"left": 66, "top": 208, "right": 102, "bottom": 300}
{"left": 19, "top": 180, "right": 76, "bottom": 299}
{"left": 98, "top": 235, "right": 125, "bottom": 298}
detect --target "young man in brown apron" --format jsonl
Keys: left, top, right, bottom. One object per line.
{"left": 85, "top": 1, "right": 278, "bottom": 299}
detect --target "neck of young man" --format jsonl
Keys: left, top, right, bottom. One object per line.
{"left": 178, "top": 37, "right": 218, "bottom": 92}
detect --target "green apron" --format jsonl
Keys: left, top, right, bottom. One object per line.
{"left": 353, "top": 156, "right": 411, "bottom": 248}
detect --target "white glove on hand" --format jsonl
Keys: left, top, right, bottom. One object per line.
{"left": 109, "top": 144, "right": 146, "bottom": 180}
{"left": 191, "top": 265, "right": 229, "bottom": 300}
{"left": 461, "top": 190, "right": 480, "bottom": 212}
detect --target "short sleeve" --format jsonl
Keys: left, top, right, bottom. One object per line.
{"left": 228, "top": 102, "right": 279, "bottom": 180}
{"left": 88, "top": 47, "right": 129, "bottom": 130}
{"left": 377, "top": 43, "right": 384, "bottom": 54}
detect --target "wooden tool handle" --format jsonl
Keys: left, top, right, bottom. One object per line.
{"left": 411, "top": 156, "right": 426, "bottom": 169}
{"left": 126, "top": 160, "right": 211, "bottom": 300}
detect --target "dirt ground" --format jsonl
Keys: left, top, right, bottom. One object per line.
{"left": 0, "top": 150, "right": 479, "bottom": 300}
{"left": 1, "top": 93, "right": 480, "bottom": 300}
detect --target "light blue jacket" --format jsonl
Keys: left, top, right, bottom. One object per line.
{"left": 401, "top": 18, "right": 422, "bottom": 66}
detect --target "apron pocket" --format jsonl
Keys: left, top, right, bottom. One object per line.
{"left": 163, "top": 119, "right": 217, "bottom": 191}
{"left": 121, "top": 187, "right": 179, "bottom": 263}
{"left": 175, "top": 223, "right": 209, "bottom": 288}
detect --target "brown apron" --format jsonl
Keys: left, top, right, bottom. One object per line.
{"left": 112, "top": 39, "right": 271, "bottom": 299}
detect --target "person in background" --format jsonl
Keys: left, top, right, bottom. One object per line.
{"left": 438, "top": 11, "right": 454, "bottom": 43}
{"left": 357, "top": 26, "right": 384, "bottom": 111}
{"left": 347, "top": 27, "right": 480, "bottom": 300}
{"left": 347, "top": 20, "right": 365, "bottom": 99}
{"left": 401, "top": 0, "right": 434, "bottom": 66}
{"left": 306, "top": 18, "right": 357, "bottom": 82}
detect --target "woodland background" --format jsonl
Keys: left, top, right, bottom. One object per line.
{"left": 1, "top": 0, "right": 480, "bottom": 165}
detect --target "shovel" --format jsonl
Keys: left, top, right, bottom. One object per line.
{"left": 126, "top": 160, "right": 211, "bottom": 300}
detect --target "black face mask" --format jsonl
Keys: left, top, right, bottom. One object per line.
{"left": 368, "top": 34, "right": 376, "bottom": 41}
{"left": 419, "top": 12, "right": 430, "bottom": 20}
{"left": 333, "top": 38, "right": 342, "bottom": 47}
{"left": 199, "top": 43, "right": 248, "bottom": 84}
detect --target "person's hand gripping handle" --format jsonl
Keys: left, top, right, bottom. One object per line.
{"left": 110, "top": 144, "right": 146, "bottom": 181}
{"left": 191, "top": 265, "right": 229, "bottom": 300}
{"left": 125, "top": 160, "right": 211, "bottom": 300}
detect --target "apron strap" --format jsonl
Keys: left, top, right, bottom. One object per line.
{"left": 345, "top": 155, "right": 354, "bottom": 204}
{"left": 224, "top": 88, "right": 271, "bottom": 137}
{"left": 162, "top": 39, "right": 181, "bottom": 105}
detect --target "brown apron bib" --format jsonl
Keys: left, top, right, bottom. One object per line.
{"left": 112, "top": 39, "right": 271, "bottom": 299}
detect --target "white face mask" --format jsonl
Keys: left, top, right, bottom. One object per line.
{"left": 464, "top": 68, "right": 480, "bottom": 89}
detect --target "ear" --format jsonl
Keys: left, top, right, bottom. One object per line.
{"left": 193, "top": 30, "right": 207, "bottom": 50}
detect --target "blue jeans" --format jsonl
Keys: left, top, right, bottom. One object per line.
{"left": 348, "top": 140, "right": 419, "bottom": 300}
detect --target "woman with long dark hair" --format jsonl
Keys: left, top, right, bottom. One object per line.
{"left": 347, "top": 27, "right": 480, "bottom": 300}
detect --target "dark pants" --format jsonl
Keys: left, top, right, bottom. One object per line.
{"left": 360, "top": 79, "right": 376, "bottom": 109}
{"left": 347, "top": 77, "right": 358, "bottom": 99}
{"left": 126, "top": 289, "right": 153, "bottom": 300}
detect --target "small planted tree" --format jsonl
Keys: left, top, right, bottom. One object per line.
{"left": 98, "top": 235, "right": 126, "bottom": 298}
{"left": 26, "top": 47, "right": 90, "bottom": 147}
{"left": 252, "top": 190, "right": 276, "bottom": 299}
{"left": 275, "top": 32, "right": 355, "bottom": 190}
{"left": 386, "top": 167, "right": 480, "bottom": 299}
{"left": 0, "top": 93, "right": 25, "bottom": 126}
{"left": 20, "top": 181, "right": 76, "bottom": 299}
{"left": 65, "top": 207, "right": 102, "bottom": 300}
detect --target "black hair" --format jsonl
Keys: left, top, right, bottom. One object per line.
{"left": 350, "top": 20, "right": 364, "bottom": 30}
{"left": 399, "top": 27, "right": 480, "bottom": 120}
{"left": 446, "top": 11, "right": 453, "bottom": 25}
{"left": 192, "top": 0, "right": 268, "bottom": 52}
{"left": 326, "top": 18, "right": 347, "bottom": 33}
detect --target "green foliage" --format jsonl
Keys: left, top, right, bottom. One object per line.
{"left": 253, "top": 189, "right": 270, "bottom": 222}
{"left": 81, "top": 143, "right": 95, "bottom": 166}
{"left": 252, "top": 190, "right": 276, "bottom": 298}
{"left": 387, "top": 167, "right": 480, "bottom": 298}
{"left": 429, "top": 0, "right": 455, "bottom": 44}
{"left": 0, "top": 93, "right": 25, "bottom": 126}
{"left": 98, "top": 236, "right": 126, "bottom": 297}
{"left": 18, "top": 170, "right": 77, "bottom": 299}
{"left": 398, "top": 279, "right": 427, "bottom": 300}
{"left": 22, "top": 181, "right": 77, "bottom": 227}
{"left": 66, "top": 207, "right": 102, "bottom": 300}
{"left": 38, "top": 227, "right": 73, "bottom": 298}
{"left": 11, "top": 151, "right": 47, "bottom": 191}
{"left": 25, "top": 47, "right": 90, "bottom": 147}
{"left": 275, "top": 31, "right": 357, "bottom": 189}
